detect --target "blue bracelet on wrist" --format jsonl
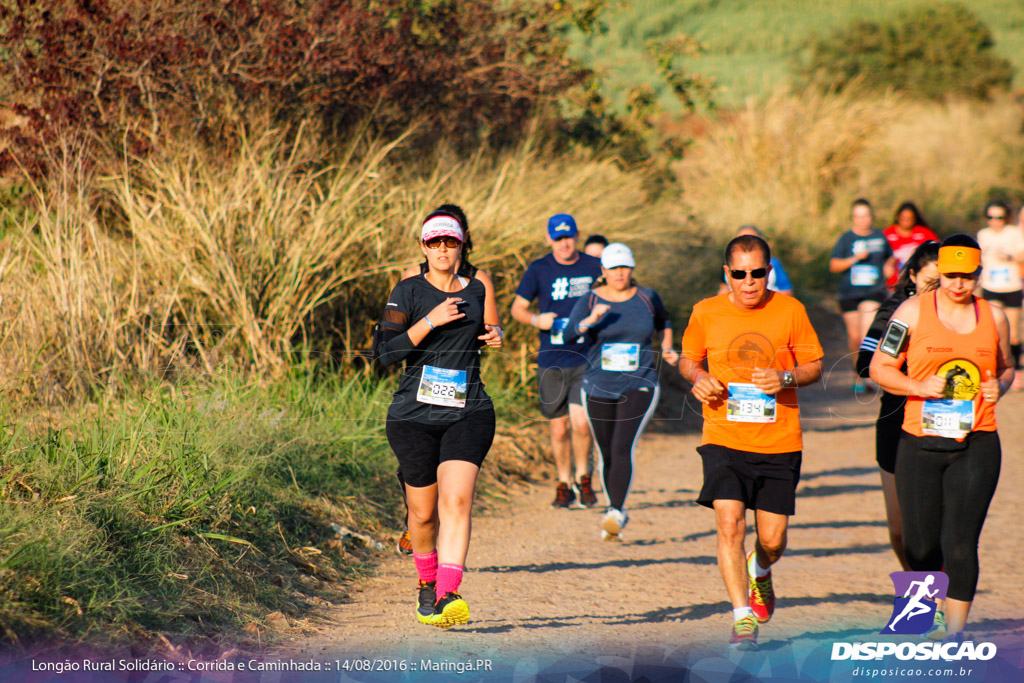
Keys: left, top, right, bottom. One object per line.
{"left": 424, "top": 316, "right": 434, "bottom": 330}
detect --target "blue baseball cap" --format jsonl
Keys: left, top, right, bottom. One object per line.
{"left": 547, "top": 214, "right": 578, "bottom": 240}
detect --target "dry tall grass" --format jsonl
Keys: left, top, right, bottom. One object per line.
{"left": 0, "top": 124, "right": 684, "bottom": 401}
{"left": 675, "top": 89, "right": 1024, "bottom": 273}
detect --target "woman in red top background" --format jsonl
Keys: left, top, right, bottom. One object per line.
{"left": 884, "top": 202, "right": 940, "bottom": 289}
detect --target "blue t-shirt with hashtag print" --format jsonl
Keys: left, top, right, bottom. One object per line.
{"left": 515, "top": 252, "right": 602, "bottom": 368}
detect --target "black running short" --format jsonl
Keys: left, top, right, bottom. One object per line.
{"left": 537, "top": 364, "right": 585, "bottom": 419}
{"left": 980, "top": 289, "right": 1023, "bottom": 308}
{"left": 696, "top": 444, "right": 802, "bottom": 516}
{"left": 839, "top": 293, "right": 887, "bottom": 313}
{"left": 385, "top": 406, "right": 495, "bottom": 488}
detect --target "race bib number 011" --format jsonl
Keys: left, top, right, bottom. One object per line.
{"left": 601, "top": 343, "right": 640, "bottom": 372}
{"left": 921, "top": 399, "right": 974, "bottom": 439}
{"left": 727, "top": 383, "right": 777, "bottom": 423}
{"left": 417, "top": 366, "right": 468, "bottom": 408}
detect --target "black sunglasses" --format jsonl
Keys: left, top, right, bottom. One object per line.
{"left": 986, "top": 214, "right": 1007, "bottom": 221}
{"left": 728, "top": 267, "right": 768, "bottom": 280}
{"left": 424, "top": 236, "right": 462, "bottom": 249}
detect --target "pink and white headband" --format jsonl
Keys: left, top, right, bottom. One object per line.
{"left": 421, "top": 215, "right": 464, "bottom": 243}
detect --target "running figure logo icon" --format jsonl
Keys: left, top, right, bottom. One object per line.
{"left": 882, "top": 571, "right": 949, "bottom": 635}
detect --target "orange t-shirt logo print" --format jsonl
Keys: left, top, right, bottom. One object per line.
{"left": 727, "top": 333, "right": 776, "bottom": 382}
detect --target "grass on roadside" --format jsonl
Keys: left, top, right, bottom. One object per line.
{"left": 0, "top": 366, "right": 543, "bottom": 650}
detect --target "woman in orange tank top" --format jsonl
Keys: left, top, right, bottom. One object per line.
{"left": 870, "top": 234, "right": 1014, "bottom": 643}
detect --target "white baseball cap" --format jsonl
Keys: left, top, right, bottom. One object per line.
{"left": 601, "top": 242, "right": 635, "bottom": 269}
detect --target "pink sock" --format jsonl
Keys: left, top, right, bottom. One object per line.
{"left": 435, "top": 563, "right": 464, "bottom": 597}
{"left": 413, "top": 551, "right": 437, "bottom": 583}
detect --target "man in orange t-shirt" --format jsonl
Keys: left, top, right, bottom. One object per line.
{"left": 679, "top": 234, "right": 824, "bottom": 650}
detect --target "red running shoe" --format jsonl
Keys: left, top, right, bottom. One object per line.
{"left": 747, "top": 550, "right": 775, "bottom": 623}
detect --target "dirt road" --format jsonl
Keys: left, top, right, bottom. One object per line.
{"left": 272, "top": 357, "right": 1024, "bottom": 681}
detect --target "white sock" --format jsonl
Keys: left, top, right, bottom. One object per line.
{"left": 753, "top": 554, "right": 770, "bottom": 578}
{"left": 733, "top": 606, "right": 753, "bottom": 621}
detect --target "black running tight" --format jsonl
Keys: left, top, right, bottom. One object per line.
{"left": 895, "top": 431, "right": 1001, "bottom": 602}
{"left": 583, "top": 386, "right": 660, "bottom": 511}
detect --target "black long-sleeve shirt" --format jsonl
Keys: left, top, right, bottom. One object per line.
{"left": 375, "top": 275, "right": 491, "bottom": 424}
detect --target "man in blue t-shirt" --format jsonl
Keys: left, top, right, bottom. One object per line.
{"left": 511, "top": 214, "right": 603, "bottom": 509}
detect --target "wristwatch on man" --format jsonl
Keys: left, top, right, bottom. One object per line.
{"left": 781, "top": 370, "right": 795, "bottom": 388}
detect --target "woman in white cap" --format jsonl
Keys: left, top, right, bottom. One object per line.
{"left": 564, "top": 242, "right": 678, "bottom": 540}
{"left": 375, "top": 205, "right": 503, "bottom": 629}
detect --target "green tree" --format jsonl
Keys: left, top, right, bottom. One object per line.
{"left": 797, "top": 3, "right": 1014, "bottom": 100}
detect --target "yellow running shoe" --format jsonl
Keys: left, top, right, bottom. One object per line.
{"left": 428, "top": 592, "right": 470, "bottom": 629}
{"left": 729, "top": 614, "right": 758, "bottom": 649}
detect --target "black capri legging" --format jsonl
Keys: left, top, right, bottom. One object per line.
{"left": 583, "top": 386, "right": 660, "bottom": 511}
{"left": 895, "top": 431, "right": 1001, "bottom": 602}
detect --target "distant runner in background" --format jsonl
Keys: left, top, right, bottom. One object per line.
{"left": 977, "top": 200, "right": 1024, "bottom": 389}
{"left": 680, "top": 234, "right": 823, "bottom": 649}
{"left": 883, "top": 202, "right": 939, "bottom": 289}
{"left": 857, "top": 241, "right": 940, "bottom": 572}
{"left": 717, "top": 225, "right": 794, "bottom": 297}
{"left": 830, "top": 198, "right": 897, "bottom": 392}
{"left": 511, "top": 215, "right": 603, "bottom": 508}
{"left": 584, "top": 234, "right": 608, "bottom": 258}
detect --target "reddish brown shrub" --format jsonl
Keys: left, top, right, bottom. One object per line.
{"left": 0, "top": 0, "right": 593, "bottom": 173}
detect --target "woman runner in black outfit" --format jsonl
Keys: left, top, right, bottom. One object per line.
{"left": 375, "top": 206, "right": 502, "bottom": 628}
{"left": 856, "top": 241, "right": 939, "bottom": 570}
{"left": 394, "top": 205, "right": 498, "bottom": 556}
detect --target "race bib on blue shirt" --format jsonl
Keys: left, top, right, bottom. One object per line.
{"left": 601, "top": 343, "right": 640, "bottom": 372}
{"left": 850, "top": 264, "right": 879, "bottom": 286}
{"left": 550, "top": 317, "right": 568, "bottom": 345}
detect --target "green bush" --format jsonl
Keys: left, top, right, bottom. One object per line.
{"left": 796, "top": 3, "right": 1014, "bottom": 100}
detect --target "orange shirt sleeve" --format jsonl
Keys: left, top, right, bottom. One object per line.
{"left": 789, "top": 304, "right": 824, "bottom": 366}
{"left": 682, "top": 303, "right": 708, "bottom": 363}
